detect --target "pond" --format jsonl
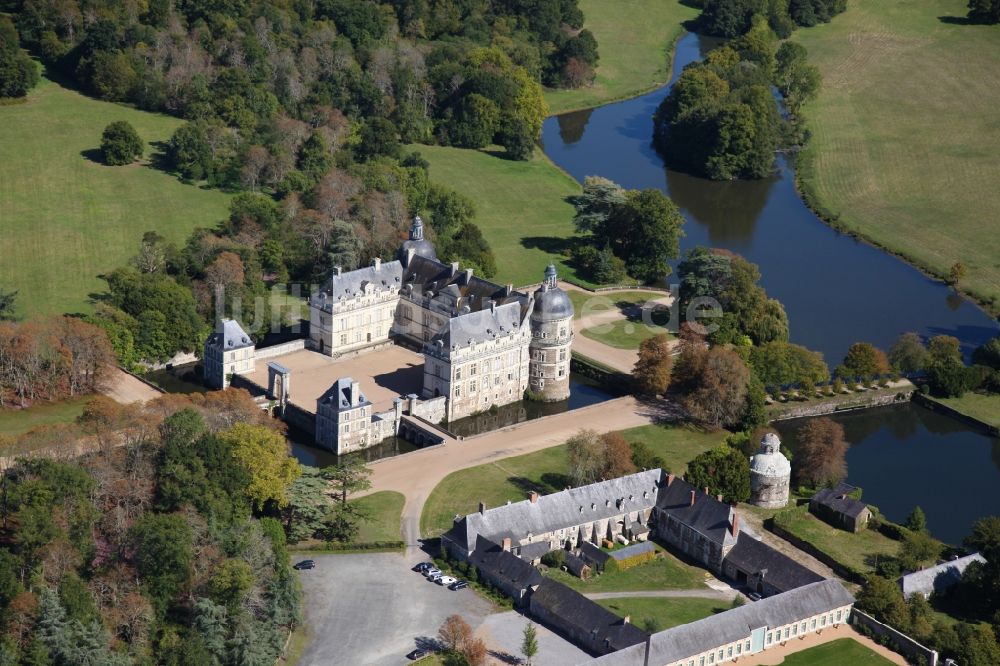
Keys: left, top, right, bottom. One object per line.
{"left": 541, "top": 32, "right": 999, "bottom": 365}
{"left": 774, "top": 403, "right": 1000, "bottom": 545}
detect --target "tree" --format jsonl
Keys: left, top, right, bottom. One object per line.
{"left": 317, "top": 501, "right": 368, "bottom": 544}
{"left": 597, "top": 188, "right": 685, "bottom": 283}
{"left": 949, "top": 261, "right": 968, "bottom": 285}
{"left": 521, "top": 622, "right": 539, "bottom": 666}
{"left": 129, "top": 513, "right": 193, "bottom": 613}
{"left": 0, "top": 17, "right": 39, "bottom": 99}
{"left": 100, "top": 121, "right": 143, "bottom": 166}
{"left": 573, "top": 177, "right": 626, "bottom": 234}
{"left": 972, "top": 335, "right": 1000, "bottom": 371}
{"left": 633, "top": 334, "right": 673, "bottom": 395}
{"left": 566, "top": 430, "right": 605, "bottom": 486}
{"left": 839, "top": 342, "right": 890, "bottom": 380}
{"left": 600, "top": 432, "right": 638, "bottom": 479}
{"left": 968, "top": 0, "right": 1000, "bottom": 23}
{"left": 630, "top": 440, "right": 665, "bottom": 471}
{"left": 438, "top": 614, "right": 473, "bottom": 653}
{"left": 281, "top": 467, "right": 335, "bottom": 543}
{"left": 220, "top": 423, "right": 301, "bottom": 511}
{"left": 681, "top": 347, "right": 752, "bottom": 430}
{"left": 0, "top": 288, "right": 16, "bottom": 320}
{"left": 889, "top": 332, "right": 927, "bottom": 375}
{"left": 925, "top": 334, "right": 971, "bottom": 397}
{"left": 794, "top": 417, "right": 848, "bottom": 487}
{"left": 904, "top": 506, "right": 927, "bottom": 533}
{"left": 749, "top": 340, "right": 829, "bottom": 389}
{"left": 323, "top": 458, "right": 372, "bottom": 506}
{"left": 685, "top": 445, "right": 751, "bottom": 503}
{"left": 899, "top": 530, "right": 940, "bottom": 571}
{"left": 856, "top": 576, "right": 909, "bottom": 629}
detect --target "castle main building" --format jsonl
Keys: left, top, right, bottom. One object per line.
{"left": 308, "top": 217, "right": 575, "bottom": 424}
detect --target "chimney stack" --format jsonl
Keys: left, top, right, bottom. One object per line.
{"left": 506, "top": 283, "right": 514, "bottom": 296}
{"left": 731, "top": 513, "right": 740, "bottom": 537}
{"left": 350, "top": 381, "right": 360, "bottom": 406}
{"left": 622, "top": 615, "right": 631, "bottom": 625}
{"left": 689, "top": 490, "right": 696, "bottom": 507}
{"left": 704, "top": 486, "right": 709, "bottom": 496}
{"left": 717, "top": 494, "right": 724, "bottom": 503}
{"left": 479, "top": 501, "right": 486, "bottom": 515}
{"left": 373, "top": 257, "right": 381, "bottom": 271}
{"left": 405, "top": 248, "right": 415, "bottom": 266}
{"left": 334, "top": 265, "right": 342, "bottom": 277}
{"left": 464, "top": 268, "right": 473, "bottom": 283}
{"left": 451, "top": 262, "right": 459, "bottom": 276}
{"left": 528, "top": 491, "right": 539, "bottom": 504}
{"left": 502, "top": 537, "right": 511, "bottom": 551}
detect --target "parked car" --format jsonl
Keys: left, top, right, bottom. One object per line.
{"left": 427, "top": 571, "right": 444, "bottom": 583}
{"left": 293, "top": 560, "right": 316, "bottom": 570}
{"left": 436, "top": 576, "right": 457, "bottom": 586}
{"left": 406, "top": 648, "right": 429, "bottom": 661}
{"left": 448, "top": 580, "right": 468, "bottom": 591}
{"left": 424, "top": 568, "right": 441, "bottom": 578}
{"left": 412, "top": 562, "right": 433, "bottom": 573}
{"left": 747, "top": 592, "right": 762, "bottom": 602}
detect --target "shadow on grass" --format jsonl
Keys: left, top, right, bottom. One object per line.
{"left": 521, "top": 235, "right": 576, "bottom": 255}
{"left": 937, "top": 15, "right": 978, "bottom": 25}
{"left": 79, "top": 148, "right": 105, "bottom": 164}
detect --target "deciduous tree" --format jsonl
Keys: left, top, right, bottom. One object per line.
{"left": 685, "top": 445, "right": 751, "bottom": 503}
{"left": 220, "top": 423, "right": 301, "bottom": 511}
{"left": 633, "top": 334, "right": 673, "bottom": 396}
{"left": 794, "top": 417, "right": 848, "bottom": 487}
{"left": 100, "top": 121, "right": 143, "bottom": 166}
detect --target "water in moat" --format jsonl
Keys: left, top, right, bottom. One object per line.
{"left": 775, "top": 403, "right": 1000, "bottom": 545}
{"left": 541, "top": 32, "right": 999, "bottom": 364}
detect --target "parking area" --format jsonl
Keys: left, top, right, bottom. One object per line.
{"left": 295, "top": 551, "right": 493, "bottom": 666}
{"left": 476, "top": 611, "right": 592, "bottom": 666}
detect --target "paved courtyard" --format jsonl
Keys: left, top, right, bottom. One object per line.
{"left": 245, "top": 346, "right": 425, "bottom": 414}
{"left": 296, "top": 551, "right": 493, "bottom": 666}
{"left": 476, "top": 611, "right": 592, "bottom": 666}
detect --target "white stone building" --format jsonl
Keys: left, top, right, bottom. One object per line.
{"left": 307, "top": 217, "right": 575, "bottom": 423}
{"left": 203, "top": 318, "right": 255, "bottom": 389}
{"left": 749, "top": 432, "right": 791, "bottom": 509}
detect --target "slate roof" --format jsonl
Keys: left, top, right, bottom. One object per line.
{"left": 312, "top": 260, "right": 404, "bottom": 311}
{"left": 586, "top": 579, "right": 855, "bottom": 665}
{"left": 564, "top": 551, "right": 590, "bottom": 577}
{"left": 469, "top": 536, "right": 542, "bottom": 592}
{"left": 426, "top": 301, "right": 526, "bottom": 354}
{"left": 529, "top": 578, "right": 649, "bottom": 653}
{"left": 318, "top": 377, "right": 371, "bottom": 411}
{"left": 579, "top": 541, "right": 612, "bottom": 568}
{"left": 402, "top": 254, "right": 531, "bottom": 319}
{"left": 206, "top": 318, "right": 254, "bottom": 351}
{"left": 532, "top": 266, "right": 574, "bottom": 322}
{"left": 724, "top": 533, "right": 825, "bottom": 592}
{"left": 898, "top": 553, "right": 986, "bottom": 599}
{"left": 656, "top": 476, "right": 738, "bottom": 548}
{"left": 810, "top": 483, "right": 869, "bottom": 519}
{"left": 609, "top": 540, "right": 656, "bottom": 562}
{"left": 443, "top": 470, "right": 663, "bottom": 553}
{"left": 518, "top": 540, "right": 552, "bottom": 562}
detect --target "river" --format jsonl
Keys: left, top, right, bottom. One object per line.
{"left": 541, "top": 33, "right": 999, "bottom": 365}
{"left": 541, "top": 32, "right": 1000, "bottom": 544}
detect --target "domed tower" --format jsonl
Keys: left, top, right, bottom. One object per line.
{"left": 529, "top": 264, "right": 574, "bottom": 401}
{"left": 398, "top": 215, "right": 437, "bottom": 266}
{"left": 749, "top": 432, "right": 791, "bottom": 509}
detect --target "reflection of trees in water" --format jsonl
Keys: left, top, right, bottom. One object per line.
{"left": 946, "top": 292, "right": 964, "bottom": 312}
{"left": 556, "top": 108, "right": 594, "bottom": 145}
{"left": 448, "top": 399, "right": 572, "bottom": 437}
{"left": 664, "top": 168, "right": 778, "bottom": 246}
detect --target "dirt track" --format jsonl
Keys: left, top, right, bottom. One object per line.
{"left": 101, "top": 367, "right": 162, "bottom": 404}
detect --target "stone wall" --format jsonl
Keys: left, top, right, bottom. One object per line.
{"left": 851, "top": 609, "right": 937, "bottom": 666}
{"left": 254, "top": 339, "right": 306, "bottom": 360}
{"left": 769, "top": 384, "right": 915, "bottom": 422}
{"left": 409, "top": 395, "right": 446, "bottom": 423}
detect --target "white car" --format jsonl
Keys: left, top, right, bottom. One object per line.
{"left": 424, "top": 568, "right": 442, "bottom": 578}
{"left": 427, "top": 572, "right": 444, "bottom": 582}
{"left": 436, "top": 576, "right": 457, "bottom": 586}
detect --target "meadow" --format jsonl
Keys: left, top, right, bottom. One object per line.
{"left": 794, "top": 0, "right": 1000, "bottom": 313}
{"left": 544, "top": 0, "right": 700, "bottom": 114}
{"left": 0, "top": 75, "right": 231, "bottom": 317}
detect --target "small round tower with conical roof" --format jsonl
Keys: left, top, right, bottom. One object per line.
{"left": 398, "top": 215, "right": 437, "bottom": 266}
{"left": 529, "top": 264, "right": 574, "bottom": 401}
{"left": 749, "top": 432, "right": 791, "bottom": 508}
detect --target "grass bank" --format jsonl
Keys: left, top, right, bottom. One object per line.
{"left": 0, "top": 75, "right": 232, "bottom": 317}
{"left": 544, "top": 0, "right": 700, "bottom": 115}
{"left": 582, "top": 320, "right": 672, "bottom": 350}
{"left": 772, "top": 505, "right": 899, "bottom": 575}
{"left": 353, "top": 491, "right": 405, "bottom": 543}
{"left": 927, "top": 392, "right": 1000, "bottom": 432}
{"left": 596, "top": 596, "right": 727, "bottom": 631}
{"left": 0, "top": 396, "right": 90, "bottom": 439}
{"left": 414, "top": 144, "right": 582, "bottom": 289}
{"left": 419, "top": 422, "right": 728, "bottom": 538}
{"left": 793, "top": 0, "right": 1000, "bottom": 314}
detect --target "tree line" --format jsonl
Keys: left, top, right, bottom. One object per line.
{"left": 692, "top": 0, "right": 846, "bottom": 39}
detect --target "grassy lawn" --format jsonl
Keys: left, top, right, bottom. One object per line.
{"left": 547, "top": 544, "right": 708, "bottom": 592}
{"left": 352, "top": 491, "right": 405, "bottom": 543}
{"left": 420, "top": 423, "right": 728, "bottom": 537}
{"left": 582, "top": 319, "right": 671, "bottom": 349}
{"left": 774, "top": 506, "right": 899, "bottom": 574}
{"left": 569, "top": 290, "right": 661, "bottom": 319}
{"left": 794, "top": 0, "right": 1000, "bottom": 313}
{"left": 0, "top": 75, "right": 232, "bottom": 318}
{"left": 596, "top": 596, "right": 727, "bottom": 631}
{"left": 544, "top": 0, "right": 700, "bottom": 114}
{"left": 776, "top": 638, "right": 898, "bottom": 666}
{"left": 414, "top": 144, "right": 582, "bottom": 289}
{"left": 932, "top": 392, "right": 1000, "bottom": 430}
{"left": 0, "top": 396, "right": 90, "bottom": 438}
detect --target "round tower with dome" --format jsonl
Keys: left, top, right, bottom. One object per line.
{"left": 398, "top": 215, "right": 437, "bottom": 265}
{"left": 749, "top": 432, "right": 791, "bottom": 508}
{"left": 529, "top": 264, "right": 574, "bottom": 401}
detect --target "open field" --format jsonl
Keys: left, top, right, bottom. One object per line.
{"left": 794, "top": 0, "right": 1000, "bottom": 313}
{"left": 544, "top": 0, "right": 700, "bottom": 114}
{"left": 773, "top": 506, "right": 899, "bottom": 574}
{"left": 415, "top": 144, "right": 582, "bottom": 289}
{"left": 596, "top": 596, "right": 726, "bottom": 631}
{"left": 0, "top": 396, "right": 90, "bottom": 438}
{"left": 582, "top": 319, "right": 671, "bottom": 349}
{"left": 547, "top": 545, "right": 708, "bottom": 592}
{"left": 775, "top": 637, "right": 898, "bottom": 666}
{"left": 0, "top": 75, "right": 232, "bottom": 318}
{"left": 932, "top": 392, "right": 1000, "bottom": 430}
{"left": 419, "top": 422, "right": 728, "bottom": 537}
{"left": 352, "top": 491, "right": 405, "bottom": 543}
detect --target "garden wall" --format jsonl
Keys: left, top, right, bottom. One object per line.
{"left": 851, "top": 609, "right": 937, "bottom": 666}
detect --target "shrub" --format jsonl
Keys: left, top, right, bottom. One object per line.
{"left": 541, "top": 549, "right": 566, "bottom": 569}
{"left": 100, "top": 120, "right": 143, "bottom": 165}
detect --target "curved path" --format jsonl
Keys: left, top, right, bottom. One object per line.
{"left": 366, "top": 396, "right": 669, "bottom": 545}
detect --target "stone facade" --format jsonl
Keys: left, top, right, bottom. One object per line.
{"left": 315, "top": 377, "right": 377, "bottom": 454}
{"left": 749, "top": 433, "right": 791, "bottom": 509}
{"left": 307, "top": 217, "right": 573, "bottom": 424}
{"left": 204, "top": 319, "right": 255, "bottom": 389}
